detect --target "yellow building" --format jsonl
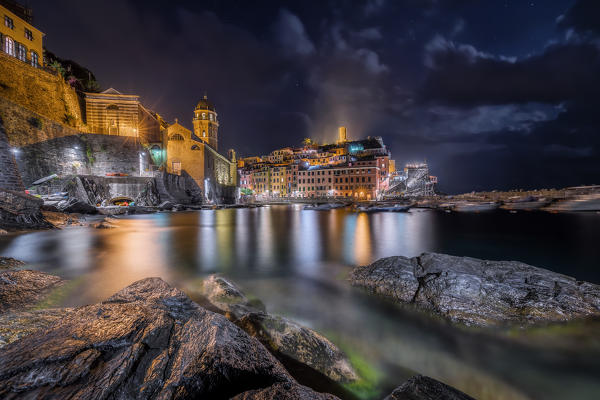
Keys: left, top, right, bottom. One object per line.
{"left": 192, "top": 95, "right": 219, "bottom": 150}
{"left": 166, "top": 97, "right": 237, "bottom": 197}
{"left": 0, "top": 1, "right": 43, "bottom": 67}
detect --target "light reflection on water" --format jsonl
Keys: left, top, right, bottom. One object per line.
{"left": 1, "top": 206, "right": 599, "bottom": 400}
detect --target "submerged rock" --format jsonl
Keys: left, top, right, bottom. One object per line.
{"left": 199, "top": 275, "right": 358, "bottom": 384}
{"left": 0, "top": 277, "right": 296, "bottom": 399}
{"left": 233, "top": 382, "right": 340, "bottom": 400}
{"left": 384, "top": 375, "right": 475, "bottom": 400}
{"left": 0, "top": 269, "right": 64, "bottom": 312}
{"left": 350, "top": 252, "right": 600, "bottom": 326}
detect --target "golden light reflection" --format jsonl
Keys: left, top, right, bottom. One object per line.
{"left": 216, "top": 210, "right": 234, "bottom": 271}
{"left": 88, "top": 220, "right": 168, "bottom": 301}
{"left": 354, "top": 212, "right": 372, "bottom": 266}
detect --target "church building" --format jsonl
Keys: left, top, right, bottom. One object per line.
{"left": 165, "top": 95, "right": 237, "bottom": 201}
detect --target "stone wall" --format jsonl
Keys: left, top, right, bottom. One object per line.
{"left": 15, "top": 134, "right": 153, "bottom": 187}
{"left": 0, "top": 116, "right": 24, "bottom": 191}
{"left": 0, "top": 96, "right": 82, "bottom": 146}
{"left": 0, "top": 52, "right": 84, "bottom": 128}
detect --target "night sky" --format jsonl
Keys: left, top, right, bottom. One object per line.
{"left": 28, "top": 0, "right": 600, "bottom": 193}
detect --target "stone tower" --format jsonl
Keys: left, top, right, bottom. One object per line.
{"left": 338, "top": 126, "right": 347, "bottom": 144}
{"left": 192, "top": 95, "right": 219, "bottom": 151}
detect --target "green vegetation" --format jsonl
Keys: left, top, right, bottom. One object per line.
{"left": 63, "top": 113, "right": 76, "bottom": 126}
{"left": 44, "top": 48, "right": 101, "bottom": 93}
{"left": 85, "top": 144, "right": 95, "bottom": 166}
{"left": 28, "top": 116, "right": 43, "bottom": 129}
{"left": 33, "top": 277, "right": 84, "bottom": 310}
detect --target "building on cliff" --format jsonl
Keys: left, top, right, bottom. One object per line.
{"left": 0, "top": 0, "right": 43, "bottom": 68}
{"left": 165, "top": 96, "right": 237, "bottom": 201}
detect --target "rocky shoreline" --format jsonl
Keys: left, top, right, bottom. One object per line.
{"left": 350, "top": 252, "right": 600, "bottom": 327}
{"left": 0, "top": 258, "right": 475, "bottom": 399}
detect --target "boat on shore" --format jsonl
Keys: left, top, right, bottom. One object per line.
{"left": 501, "top": 197, "right": 551, "bottom": 211}
{"left": 356, "top": 204, "right": 411, "bottom": 213}
{"left": 303, "top": 203, "right": 347, "bottom": 211}
{"left": 544, "top": 194, "right": 600, "bottom": 212}
{"left": 452, "top": 202, "right": 499, "bottom": 212}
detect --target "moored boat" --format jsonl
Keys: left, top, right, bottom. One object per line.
{"left": 452, "top": 202, "right": 499, "bottom": 212}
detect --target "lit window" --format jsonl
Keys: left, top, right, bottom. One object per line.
{"left": 4, "top": 36, "right": 14, "bottom": 56}
{"left": 209, "top": 114, "right": 213, "bottom": 121}
{"left": 202, "top": 130, "right": 206, "bottom": 137}
{"left": 24, "top": 28, "right": 33, "bottom": 41}
{"left": 30, "top": 50, "right": 38, "bottom": 67}
{"left": 4, "top": 16, "right": 14, "bottom": 29}
{"left": 202, "top": 113, "right": 206, "bottom": 119}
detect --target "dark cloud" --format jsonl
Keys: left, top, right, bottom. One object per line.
{"left": 25, "top": 0, "right": 600, "bottom": 193}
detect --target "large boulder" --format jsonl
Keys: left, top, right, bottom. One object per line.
{"left": 0, "top": 188, "right": 50, "bottom": 230}
{"left": 350, "top": 253, "right": 600, "bottom": 326}
{"left": 233, "top": 382, "right": 340, "bottom": 400}
{"left": 199, "top": 275, "right": 358, "bottom": 384}
{"left": 0, "top": 269, "right": 64, "bottom": 312}
{"left": 56, "top": 198, "right": 97, "bottom": 214}
{"left": 0, "top": 277, "right": 296, "bottom": 399}
{"left": 384, "top": 375, "right": 475, "bottom": 400}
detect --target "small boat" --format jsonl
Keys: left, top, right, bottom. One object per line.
{"left": 544, "top": 194, "right": 600, "bottom": 212}
{"left": 357, "top": 204, "right": 411, "bottom": 213}
{"left": 303, "top": 203, "right": 346, "bottom": 211}
{"left": 501, "top": 198, "right": 551, "bottom": 211}
{"left": 452, "top": 202, "right": 499, "bottom": 212}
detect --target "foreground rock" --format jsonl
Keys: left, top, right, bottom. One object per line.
{"left": 351, "top": 253, "right": 600, "bottom": 326}
{"left": 233, "top": 382, "right": 340, "bottom": 399}
{"left": 0, "top": 257, "right": 25, "bottom": 270}
{"left": 199, "top": 275, "right": 359, "bottom": 384}
{"left": 0, "top": 277, "right": 341, "bottom": 399}
{"left": 0, "top": 188, "right": 51, "bottom": 230}
{"left": 41, "top": 210, "right": 81, "bottom": 228}
{"left": 0, "top": 269, "right": 64, "bottom": 312}
{"left": 384, "top": 375, "right": 475, "bottom": 400}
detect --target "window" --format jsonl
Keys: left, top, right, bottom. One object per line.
{"left": 169, "top": 133, "right": 185, "bottom": 141}
{"left": 202, "top": 113, "right": 206, "bottom": 119}
{"left": 24, "top": 28, "right": 33, "bottom": 41}
{"left": 202, "top": 130, "right": 206, "bottom": 137}
{"left": 4, "top": 36, "right": 14, "bottom": 56}
{"left": 30, "top": 50, "right": 38, "bottom": 67}
{"left": 4, "top": 16, "right": 14, "bottom": 29}
{"left": 209, "top": 114, "right": 213, "bottom": 121}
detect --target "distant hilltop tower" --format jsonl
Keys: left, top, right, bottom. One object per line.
{"left": 193, "top": 95, "right": 219, "bottom": 150}
{"left": 337, "top": 126, "right": 347, "bottom": 144}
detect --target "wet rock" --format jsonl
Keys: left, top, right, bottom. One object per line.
{"left": 200, "top": 275, "right": 358, "bottom": 384}
{"left": 0, "top": 257, "right": 25, "bottom": 270}
{"left": 232, "top": 382, "right": 340, "bottom": 400}
{"left": 56, "top": 198, "right": 97, "bottom": 214}
{"left": 158, "top": 200, "right": 175, "bottom": 210}
{"left": 351, "top": 253, "right": 600, "bottom": 326}
{"left": 0, "top": 269, "right": 64, "bottom": 312}
{"left": 41, "top": 210, "right": 80, "bottom": 228}
{"left": 0, "top": 309, "right": 69, "bottom": 348}
{"left": 0, "top": 277, "right": 294, "bottom": 399}
{"left": 384, "top": 375, "right": 475, "bottom": 400}
{"left": 0, "top": 188, "right": 50, "bottom": 230}
{"left": 91, "top": 217, "right": 118, "bottom": 229}
{"left": 0, "top": 229, "right": 7, "bottom": 235}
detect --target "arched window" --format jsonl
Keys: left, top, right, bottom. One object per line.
{"left": 30, "top": 50, "right": 39, "bottom": 67}
{"left": 15, "top": 42, "right": 26, "bottom": 61}
{"left": 202, "top": 130, "right": 206, "bottom": 137}
{"left": 202, "top": 113, "right": 206, "bottom": 119}
{"left": 169, "top": 133, "right": 184, "bottom": 141}
{"left": 4, "top": 36, "right": 14, "bottom": 56}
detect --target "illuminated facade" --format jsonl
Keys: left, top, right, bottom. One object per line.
{"left": 239, "top": 127, "right": 394, "bottom": 200}
{"left": 192, "top": 95, "right": 219, "bottom": 150}
{"left": 0, "top": 1, "right": 43, "bottom": 68}
{"left": 84, "top": 88, "right": 162, "bottom": 144}
{"left": 166, "top": 98, "right": 237, "bottom": 192}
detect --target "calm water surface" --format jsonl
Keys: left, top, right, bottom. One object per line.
{"left": 1, "top": 206, "right": 599, "bottom": 400}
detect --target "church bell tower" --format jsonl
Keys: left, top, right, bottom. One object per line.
{"left": 193, "top": 95, "right": 219, "bottom": 150}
